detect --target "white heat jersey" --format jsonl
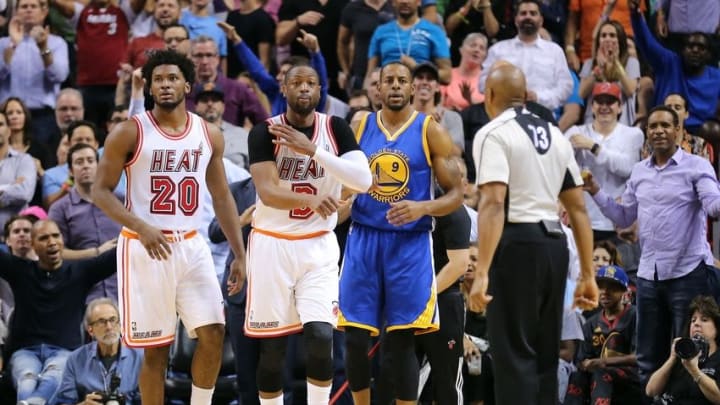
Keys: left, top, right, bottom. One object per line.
{"left": 253, "top": 112, "right": 341, "bottom": 237}
{"left": 125, "top": 111, "right": 212, "bottom": 231}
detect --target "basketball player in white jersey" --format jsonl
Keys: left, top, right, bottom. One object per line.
{"left": 236, "top": 64, "right": 372, "bottom": 405}
{"left": 92, "top": 50, "right": 247, "bottom": 405}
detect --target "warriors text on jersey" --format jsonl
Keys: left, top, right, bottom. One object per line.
{"left": 352, "top": 111, "right": 434, "bottom": 232}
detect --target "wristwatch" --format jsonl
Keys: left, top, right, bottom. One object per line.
{"left": 591, "top": 143, "right": 600, "bottom": 155}
{"left": 40, "top": 48, "right": 52, "bottom": 57}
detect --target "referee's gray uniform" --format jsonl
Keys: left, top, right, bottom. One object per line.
{"left": 473, "top": 106, "right": 584, "bottom": 405}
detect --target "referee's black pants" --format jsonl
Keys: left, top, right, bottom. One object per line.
{"left": 486, "top": 222, "right": 568, "bottom": 405}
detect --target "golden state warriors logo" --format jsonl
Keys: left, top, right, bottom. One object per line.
{"left": 368, "top": 149, "right": 410, "bottom": 203}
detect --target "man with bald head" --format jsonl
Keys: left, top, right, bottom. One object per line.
{"left": 0, "top": 219, "right": 117, "bottom": 403}
{"left": 469, "top": 63, "right": 598, "bottom": 404}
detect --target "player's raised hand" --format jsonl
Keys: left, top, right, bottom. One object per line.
{"left": 227, "top": 256, "right": 246, "bottom": 295}
{"left": 573, "top": 276, "right": 599, "bottom": 311}
{"left": 269, "top": 124, "right": 318, "bottom": 156}
{"left": 308, "top": 194, "right": 340, "bottom": 219}
{"left": 386, "top": 200, "right": 427, "bottom": 226}
{"left": 468, "top": 272, "right": 492, "bottom": 313}
{"left": 137, "top": 225, "right": 172, "bottom": 260}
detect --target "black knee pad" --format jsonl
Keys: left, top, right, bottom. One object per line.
{"left": 344, "top": 327, "right": 371, "bottom": 392}
{"left": 256, "top": 336, "right": 288, "bottom": 393}
{"left": 303, "top": 322, "right": 334, "bottom": 380}
{"left": 385, "top": 330, "right": 419, "bottom": 401}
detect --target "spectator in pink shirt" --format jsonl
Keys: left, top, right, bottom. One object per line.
{"left": 441, "top": 32, "right": 486, "bottom": 112}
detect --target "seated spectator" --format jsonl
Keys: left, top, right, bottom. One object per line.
{"left": 566, "top": 82, "right": 644, "bottom": 241}
{"left": 364, "top": 68, "right": 382, "bottom": 112}
{"left": 630, "top": 0, "right": 720, "bottom": 143}
{"left": 48, "top": 143, "right": 120, "bottom": 302}
{"left": 0, "top": 109, "right": 37, "bottom": 231}
{"left": 193, "top": 82, "right": 250, "bottom": 169}
{"left": 565, "top": 265, "right": 640, "bottom": 404}
{"left": 0, "top": 0, "right": 70, "bottom": 144}
{"left": 2, "top": 97, "right": 52, "bottom": 185}
{"left": 411, "top": 63, "right": 465, "bottom": 154}
{"left": 0, "top": 219, "right": 117, "bottom": 404}
{"left": 53, "top": 88, "right": 86, "bottom": 149}
{"left": 53, "top": 298, "right": 143, "bottom": 405}
{"left": 43, "top": 120, "right": 126, "bottom": 208}
{"left": 665, "top": 93, "right": 714, "bottom": 163}
{"left": 578, "top": 20, "right": 642, "bottom": 126}
{"left": 441, "top": 32, "right": 487, "bottom": 112}
{"left": 646, "top": 295, "right": 720, "bottom": 404}
{"left": 345, "top": 89, "right": 372, "bottom": 124}
{"left": 460, "top": 244, "right": 493, "bottom": 405}
{"left": 593, "top": 239, "right": 623, "bottom": 273}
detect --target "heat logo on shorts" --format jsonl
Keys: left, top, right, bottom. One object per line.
{"left": 368, "top": 149, "right": 410, "bottom": 203}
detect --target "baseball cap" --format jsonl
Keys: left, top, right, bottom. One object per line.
{"left": 596, "top": 265, "right": 629, "bottom": 290}
{"left": 592, "top": 82, "right": 622, "bottom": 101}
{"left": 412, "top": 62, "right": 439, "bottom": 81}
{"left": 19, "top": 206, "right": 48, "bottom": 221}
{"left": 194, "top": 81, "right": 225, "bottom": 103}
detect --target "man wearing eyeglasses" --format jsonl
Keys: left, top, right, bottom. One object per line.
{"left": 54, "top": 298, "right": 143, "bottom": 405}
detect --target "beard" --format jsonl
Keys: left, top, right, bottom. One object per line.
{"left": 155, "top": 97, "right": 183, "bottom": 110}
{"left": 289, "top": 97, "right": 318, "bottom": 115}
{"left": 97, "top": 332, "right": 120, "bottom": 346}
{"left": 518, "top": 20, "right": 539, "bottom": 36}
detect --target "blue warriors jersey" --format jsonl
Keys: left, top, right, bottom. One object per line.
{"left": 352, "top": 111, "right": 434, "bottom": 232}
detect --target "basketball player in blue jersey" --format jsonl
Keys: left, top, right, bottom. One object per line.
{"left": 338, "top": 62, "right": 464, "bottom": 405}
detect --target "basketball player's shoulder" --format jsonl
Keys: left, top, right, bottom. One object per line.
{"left": 106, "top": 115, "right": 141, "bottom": 152}
{"left": 350, "top": 110, "right": 372, "bottom": 134}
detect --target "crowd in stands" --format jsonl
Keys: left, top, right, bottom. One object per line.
{"left": 0, "top": 0, "right": 719, "bottom": 403}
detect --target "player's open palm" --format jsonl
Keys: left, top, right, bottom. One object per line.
{"left": 138, "top": 225, "right": 172, "bottom": 260}
{"left": 573, "top": 277, "right": 599, "bottom": 310}
{"left": 309, "top": 194, "right": 339, "bottom": 219}
{"left": 468, "top": 273, "right": 492, "bottom": 313}
{"left": 386, "top": 200, "right": 427, "bottom": 226}
{"left": 227, "top": 257, "right": 246, "bottom": 295}
{"left": 269, "top": 124, "right": 317, "bottom": 156}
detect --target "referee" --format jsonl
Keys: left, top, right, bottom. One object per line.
{"left": 469, "top": 63, "right": 599, "bottom": 405}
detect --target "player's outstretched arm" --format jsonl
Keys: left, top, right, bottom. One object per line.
{"left": 91, "top": 120, "right": 172, "bottom": 260}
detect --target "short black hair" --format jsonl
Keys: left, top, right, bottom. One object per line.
{"left": 515, "top": 0, "right": 542, "bottom": 15}
{"left": 163, "top": 22, "right": 190, "bottom": 38}
{"left": 665, "top": 93, "right": 688, "bottom": 110}
{"left": 379, "top": 62, "right": 412, "bottom": 81}
{"left": 107, "top": 104, "right": 129, "bottom": 121}
{"left": 142, "top": 50, "right": 195, "bottom": 88}
{"left": 648, "top": 105, "right": 680, "bottom": 127}
{"left": 283, "top": 65, "right": 320, "bottom": 84}
{"left": 4, "top": 214, "right": 35, "bottom": 239}
{"left": 67, "top": 120, "right": 100, "bottom": 142}
{"left": 280, "top": 55, "right": 311, "bottom": 69}
{"left": 67, "top": 119, "right": 99, "bottom": 142}
{"left": 67, "top": 142, "right": 99, "bottom": 170}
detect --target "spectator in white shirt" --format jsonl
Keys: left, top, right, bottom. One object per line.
{"left": 478, "top": 0, "right": 573, "bottom": 111}
{"left": 565, "top": 82, "right": 644, "bottom": 241}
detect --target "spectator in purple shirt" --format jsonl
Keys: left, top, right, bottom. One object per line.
{"left": 186, "top": 35, "right": 268, "bottom": 128}
{"left": 48, "top": 143, "right": 119, "bottom": 304}
{"left": 584, "top": 105, "right": 720, "bottom": 395}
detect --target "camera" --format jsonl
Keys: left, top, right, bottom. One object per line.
{"left": 675, "top": 334, "right": 709, "bottom": 362}
{"left": 96, "top": 375, "right": 126, "bottom": 405}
